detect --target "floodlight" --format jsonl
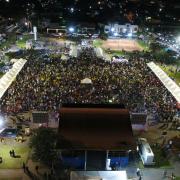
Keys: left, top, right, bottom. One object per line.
{"left": 114, "top": 32, "right": 118, "bottom": 36}
{"left": 123, "top": 28, "right": 127, "bottom": 33}
{"left": 69, "top": 27, "right": 74, "bottom": 33}
{"left": 70, "top": 7, "right": 74, "bottom": 13}
{"left": 127, "top": 33, "right": 132, "bottom": 37}
{"left": 111, "top": 27, "right": 115, "bottom": 32}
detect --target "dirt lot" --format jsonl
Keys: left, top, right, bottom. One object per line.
{"left": 102, "top": 39, "right": 143, "bottom": 52}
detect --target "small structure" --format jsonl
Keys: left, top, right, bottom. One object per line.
{"left": 33, "top": 26, "right": 37, "bottom": 41}
{"left": 80, "top": 78, "right": 92, "bottom": 84}
{"left": 32, "top": 111, "right": 49, "bottom": 128}
{"left": 112, "top": 56, "right": 128, "bottom": 63}
{"left": 130, "top": 113, "right": 148, "bottom": 131}
{"left": 104, "top": 23, "right": 138, "bottom": 36}
{"left": 7, "top": 46, "right": 21, "bottom": 53}
{"left": 26, "top": 40, "right": 33, "bottom": 49}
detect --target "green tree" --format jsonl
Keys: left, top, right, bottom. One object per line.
{"left": 99, "top": 32, "right": 108, "bottom": 40}
{"left": 30, "top": 127, "right": 57, "bottom": 165}
{"left": 150, "top": 42, "right": 163, "bottom": 52}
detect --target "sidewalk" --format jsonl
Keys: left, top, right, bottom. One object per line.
{"left": 0, "top": 159, "right": 50, "bottom": 180}
{"left": 0, "top": 169, "right": 24, "bottom": 179}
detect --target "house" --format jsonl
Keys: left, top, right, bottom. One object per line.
{"left": 104, "top": 23, "right": 138, "bottom": 36}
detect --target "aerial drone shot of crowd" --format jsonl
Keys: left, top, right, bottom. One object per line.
{"left": 0, "top": 44, "right": 177, "bottom": 124}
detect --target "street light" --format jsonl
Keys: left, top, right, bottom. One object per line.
{"left": 111, "top": 27, "right": 115, "bottom": 32}
{"left": 69, "top": 27, "right": 74, "bottom": 33}
{"left": 70, "top": 7, "right": 74, "bottom": 13}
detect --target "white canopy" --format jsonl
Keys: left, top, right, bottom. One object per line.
{"left": 7, "top": 46, "right": 21, "bottom": 53}
{"left": 147, "top": 62, "right": 180, "bottom": 103}
{"left": 81, "top": 78, "right": 92, "bottom": 84}
{"left": 0, "top": 58, "right": 27, "bottom": 99}
{"left": 71, "top": 171, "right": 127, "bottom": 180}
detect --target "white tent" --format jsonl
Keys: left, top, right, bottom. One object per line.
{"left": 0, "top": 58, "right": 27, "bottom": 99}
{"left": 7, "top": 46, "right": 21, "bottom": 53}
{"left": 10, "top": 59, "right": 19, "bottom": 63}
{"left": 81, "top": 78, "right": 92, "bottom": 84}
{"left": 71, "top": 171, "right": 127, "bottom": 180}
{"left": 147, "top": 62, "right": 180, "bottom": 103}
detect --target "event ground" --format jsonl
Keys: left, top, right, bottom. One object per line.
{"left": 102, "top": 39, "right": 143, "bottom": 52}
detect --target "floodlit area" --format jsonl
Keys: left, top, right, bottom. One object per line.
{"left": 101, "top": 39, "right": 143, "bottom": 52}
{"left": 0, "top": 142, "right": 30, "bottom": 169}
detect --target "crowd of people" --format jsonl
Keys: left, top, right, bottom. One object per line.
{"left": 0, "top": 46, "right": 178, "bottom": 123}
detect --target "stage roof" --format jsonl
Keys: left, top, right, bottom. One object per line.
{"left": 59, "top": 105, "right": 136, "bottom": 151}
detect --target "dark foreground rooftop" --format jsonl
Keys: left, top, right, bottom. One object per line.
{"left": 59, "top": 105, "right": 136, "bottom": 151}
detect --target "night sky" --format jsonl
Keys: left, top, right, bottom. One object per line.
{"left": 0, "top": 0, "right": 180, "bottom": 24}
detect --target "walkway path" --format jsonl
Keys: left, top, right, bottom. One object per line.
{"left": 95, "top": 47, "right": 111, "bottom": 61}
{"left": 70, "top": 44, "right": 78, "bottom": 57}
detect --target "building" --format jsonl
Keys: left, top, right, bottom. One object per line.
{"left": 104, "top": 23, "right": 138, "bottom": 36}
{"left": 58, "top": 104, "right": 136, "bottom": 170}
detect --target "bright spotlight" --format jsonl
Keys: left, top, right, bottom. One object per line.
{"left": 69, "top": 27, "right": 74, "bottom": 33}
{"left": 70, "top": 7, "right": 74, "bottom": 13}
{"left": 111, "top": 27, "right": 115, "bottom": 32}
{"left": 127, "top": 33, "right": 132, "bottom": 37}
{"left": 114, "top": 32, "right": 118, "bottom": 36}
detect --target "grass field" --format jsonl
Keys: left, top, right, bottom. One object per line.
{"left": 0, "top": 144, "right": 30, "bottom": 169}
{"left": 137, "top": 40, "right": 150, "bottom": 51}
{"left": 152, "top": 147, "right": 171, "bottom": 168}
{"left": 93, "top": 39, "right": 104, "bottom": 47}
{"left": 0, "top": 35, "right": 16, "bottom": 50}
{"left": 16, "top": 34, "right": 32, "bottom": 49}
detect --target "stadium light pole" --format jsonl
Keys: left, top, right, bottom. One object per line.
{"left": 69, "top": 27, "right": 75, "bottom": 33}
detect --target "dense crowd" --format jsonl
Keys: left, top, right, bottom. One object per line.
{"left": 0, "top": 47, "right": 178, "bottom": 123}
